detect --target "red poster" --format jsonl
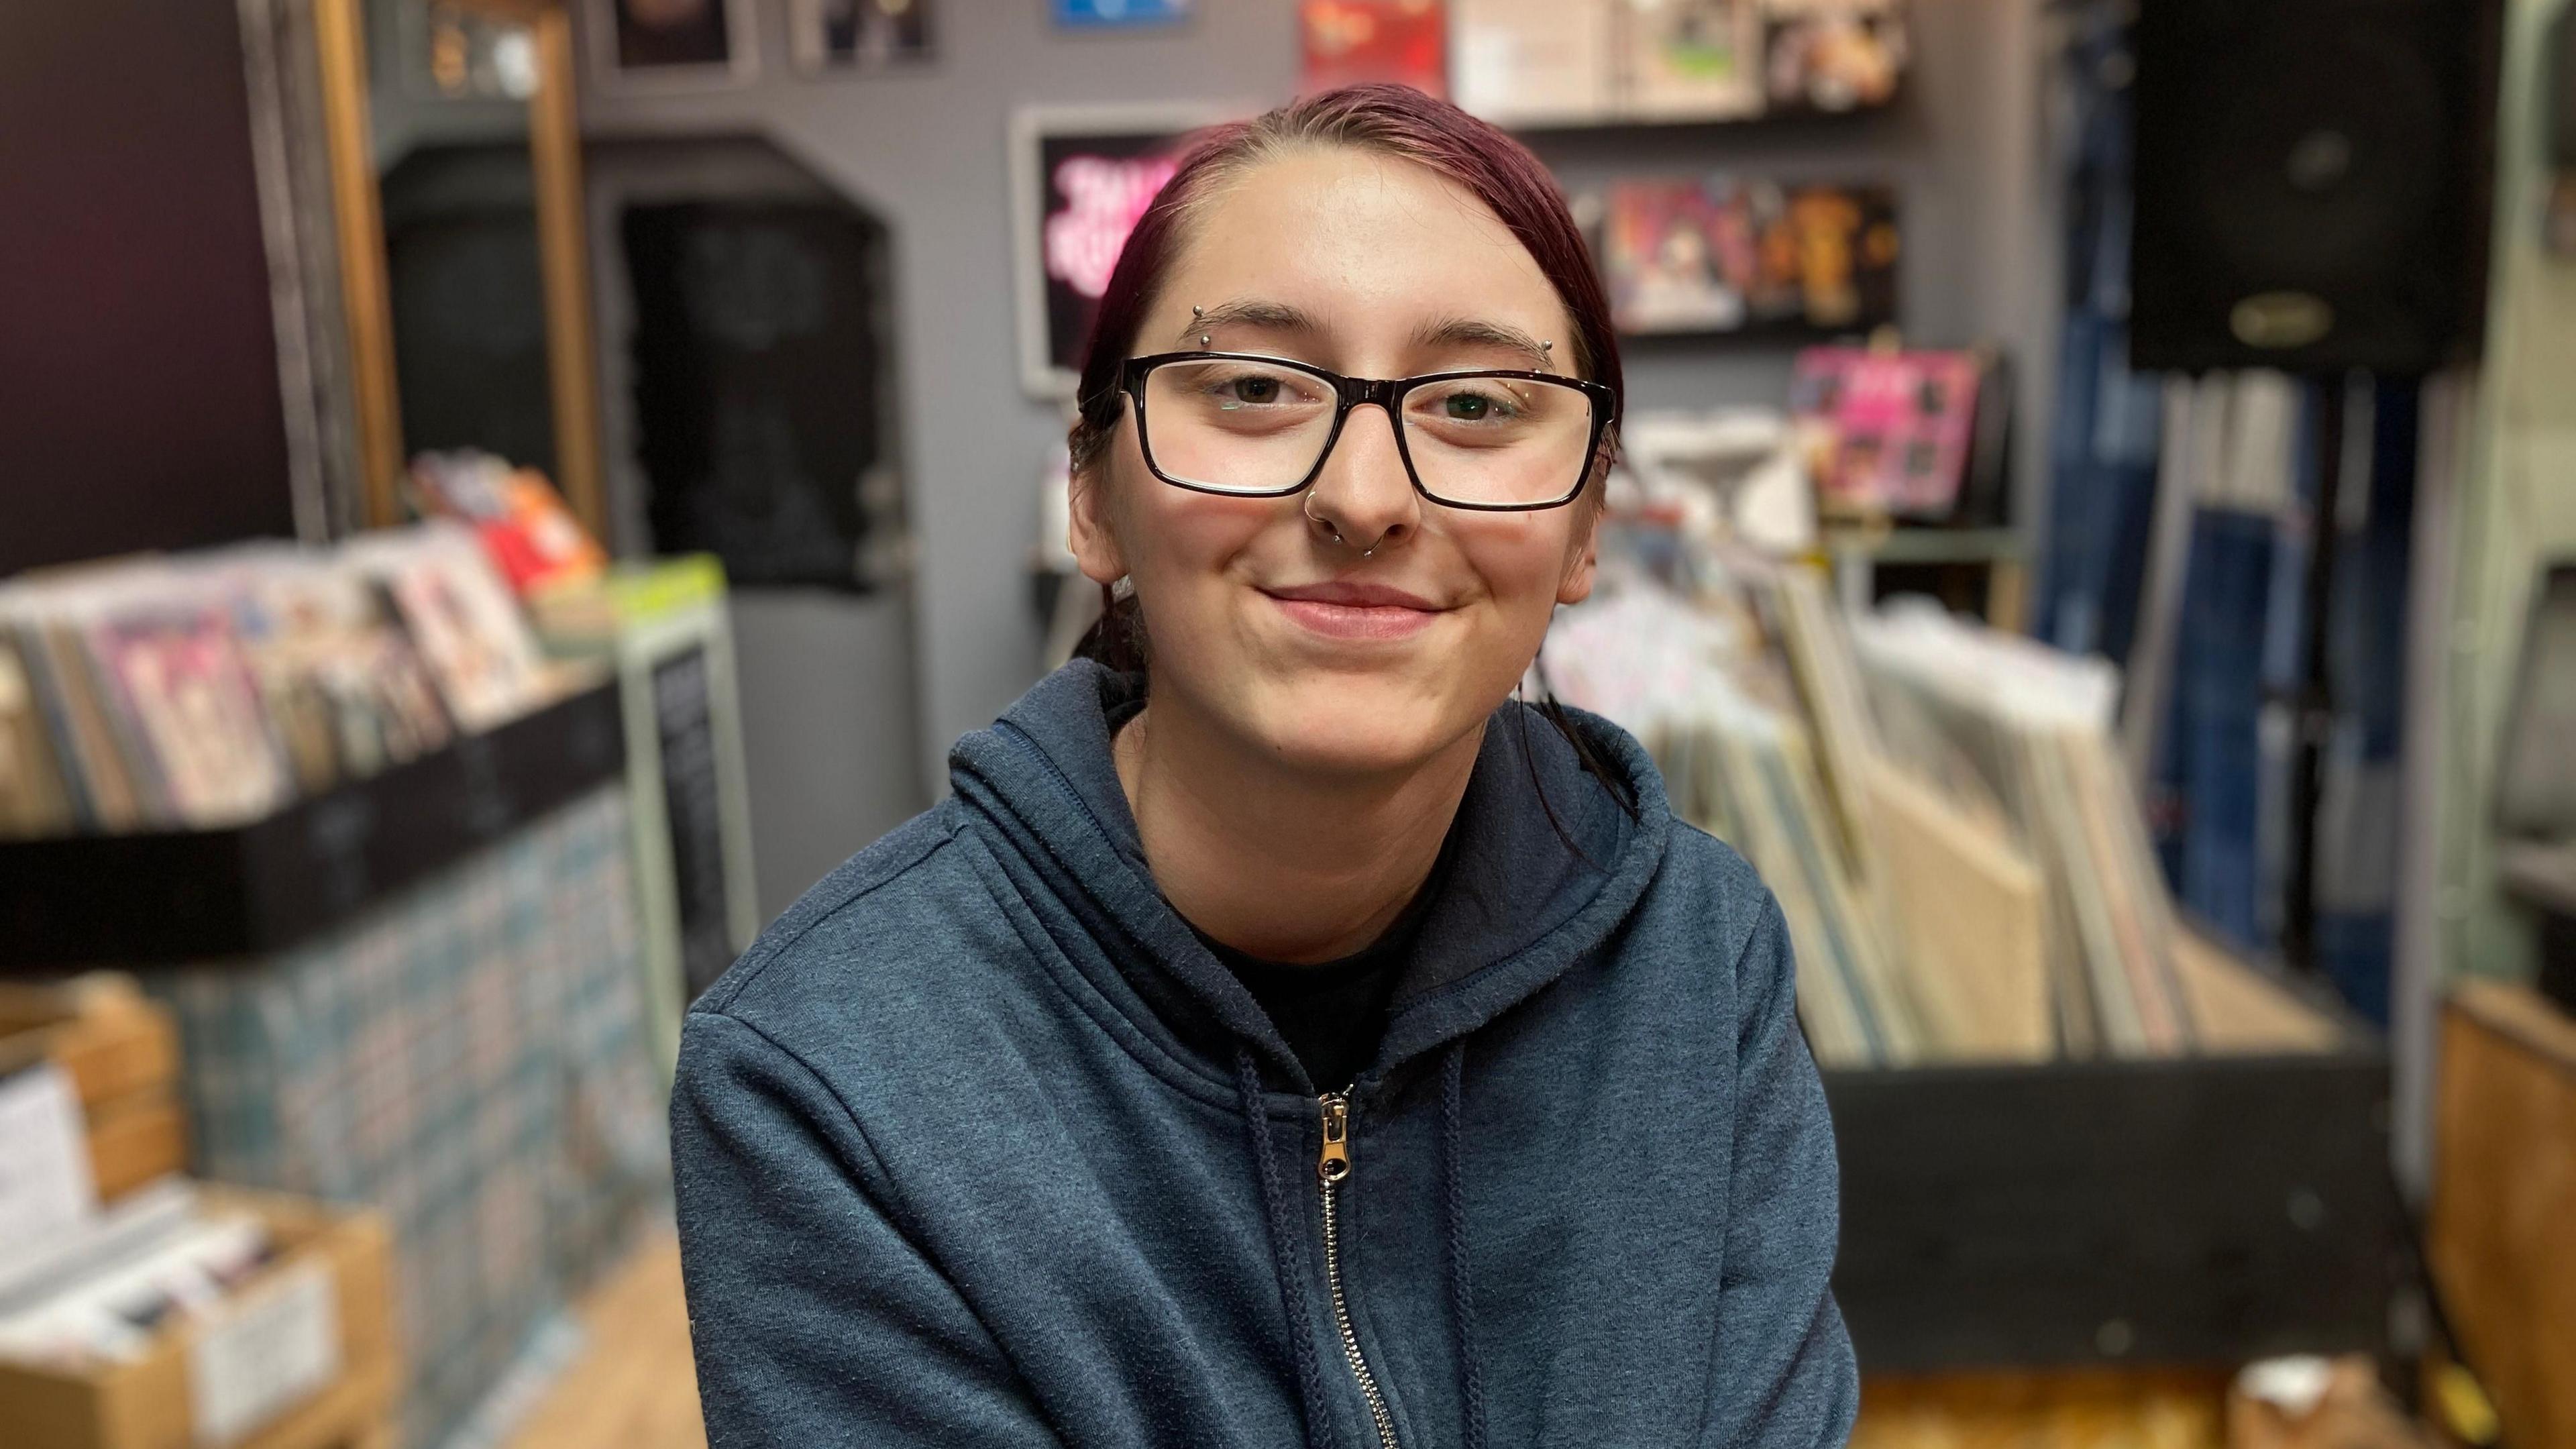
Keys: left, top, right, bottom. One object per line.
{"left": 1299, "top": 0, "right": 1447, "bottom": 97}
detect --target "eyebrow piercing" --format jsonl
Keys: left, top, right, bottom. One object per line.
{"left": 1541, "top": 341, "right": 1554, "bottom": 352}
{"left": 1199, "top": 335, "right": 1212, "bottom": 345}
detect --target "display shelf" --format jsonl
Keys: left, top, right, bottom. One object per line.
{"left": 1822, "top": 525, "right": 2025, "bottom": 564}
{"left": 1825, "top": 1039, "right": 2402, "bottom": 1374}
{"left": 0, "top": 681, "right": 624, "bottom": 969}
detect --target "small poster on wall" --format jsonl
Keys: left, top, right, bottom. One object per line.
{"left": 1448, "top": 0, "right": 1611, "bottom": 124}
{"left": 1789, "top": 347, "right": 1982, "bottom": 519}
{"left": 1762, "top": 0, "right": 1908, "bottom": 113}
{"left": 590, "top": 0, "right": 755, "bottom": 87}
{"left": 1011, "top": 105, "right": 1228, "bottom": 398}
{"left": 1620, "top": 0, "right": 1761, "bottom": 120}
{"left": 790, "top": 0, "right": 933, "bottom": 71}
{"left": 1052, "top": 0, "right": 1194, "bottom": 28}
{"left": 1595, "top": 176, "right": 1898, "bottom": 337}
{"left": 1299, "top": 0, "right": 1448, "bottom": 97}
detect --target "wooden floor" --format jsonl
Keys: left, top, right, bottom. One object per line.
{"left": 502, "top": 1234, "right": 707, "bottom": 1449}
{"left": 513, "top": 1238, "right": 2237, "bottom": 1449}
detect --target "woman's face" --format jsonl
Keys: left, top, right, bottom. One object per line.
{"left": 1071, "top": 147, "right": 1600, "bottom": 777}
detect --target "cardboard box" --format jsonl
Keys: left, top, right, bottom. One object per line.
{"left": 0, "top": 1188, "right": 399, "bottom": 1449}
{"left": 0, "top": 975, "right": 188, "bottom": 1202}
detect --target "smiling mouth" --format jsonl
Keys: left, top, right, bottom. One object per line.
{"left": 1258, "top": 581, "right": 1446, "bottom": 641}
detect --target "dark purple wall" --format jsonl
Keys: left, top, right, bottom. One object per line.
{"left": 0, "top": 2, "right": 298, "bottom": 576}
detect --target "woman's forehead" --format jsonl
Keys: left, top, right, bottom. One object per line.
{"left": 1158, "top": 149, "right": 1566, "bottom": 345}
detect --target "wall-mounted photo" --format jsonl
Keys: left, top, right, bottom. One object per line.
{"left": 1595, "top": 176, "right": 1898, "bottom": 337}
{"left": 1762, "top": 0, "right": 1908, "bottom": 113}
{"left": 791, "top": 0, "right": 933, "bottom": 72}
{"left": 1051, "top": 0, "right": 1195, "bottom": 29}
{"left": 398, "top": 0, "right": 541, "bottom": 102}
{"left": 588, "top": 0, "right": 756, "bottom": 88}
{"left": 1299, "top": 0, "right": 1448, "bottom": 97}
{"left": 1010, "top": 105, "right": 1228, "bottom": 398}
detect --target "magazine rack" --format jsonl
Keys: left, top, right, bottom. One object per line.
{"left": 0, "top": 681, "right": 623, "bottom": 969}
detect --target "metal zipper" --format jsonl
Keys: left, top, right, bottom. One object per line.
{"left": 1317, "top": 1089, "right": 1401, "bottom": 1449}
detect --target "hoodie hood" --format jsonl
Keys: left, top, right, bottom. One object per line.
{"left": 946, "top": 659, "right": 1674, "bottom": 1092}
{"left": 676, "top": 656, "right": 1858, "bottom": 1449}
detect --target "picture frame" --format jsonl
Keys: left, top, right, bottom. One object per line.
{"left": 586, "top": 0, "right": 757, "bottom": 91}
{"left": 1008, "top": 103, "right": 1234, "bottom": 398}
{"left": 1593, "top": 176, "right": 1899, "bottom": 339}
{"left": 1050, "top": 0, "right": 1195, "bottom": 30}
{"left": 790, "top": 0, "right": 934, "bottom": 72}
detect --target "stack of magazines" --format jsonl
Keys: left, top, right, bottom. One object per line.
{"left": 1546, "top": 544, "right": 2201, "bottom": 1065}
{"left": 0, "top": 523, "right": 559, "bottom": 839}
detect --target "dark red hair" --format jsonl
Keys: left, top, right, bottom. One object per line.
{"left": 1067, "top": 83, "right": 1622, "bottom": 477}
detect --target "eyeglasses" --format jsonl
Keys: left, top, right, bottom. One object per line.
{"left": 1116, "top": 352, "right": 1616, "bottom": 512}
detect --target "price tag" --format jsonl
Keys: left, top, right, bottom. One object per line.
{"left": 188, "top": 1258, "right": 341, "bottom": 1447}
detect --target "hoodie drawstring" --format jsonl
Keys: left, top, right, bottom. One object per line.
{"left": 1239, "top": 1046, "right": 1340, "bottom": 1449}
{"left": 1441, "top": 1040, "right": 1489, "bottom": 1449}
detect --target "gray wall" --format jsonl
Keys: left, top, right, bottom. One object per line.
{"left": 576, "top": 0, "right": 2059, "bottom": 794}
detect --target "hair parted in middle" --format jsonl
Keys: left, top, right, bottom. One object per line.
{"left": 1065, "top": 83, "right": 1623, "bottom": 486}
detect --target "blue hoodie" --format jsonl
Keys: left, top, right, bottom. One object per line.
{"left": 672, "top": 660, "right": 1858, "bottom": 1448}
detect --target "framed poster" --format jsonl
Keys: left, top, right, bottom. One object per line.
{"left": 1595, "top": 176, "right": 1898, "bottom": 337}
{"left": 791, "top": 0, "right": 934, "bottom": 71}
{"left": 1010, "top": 104, "right": 1229, "bottom": 398}
{"left": 1299, "top": 0, "right": 1448, "bottom": 97}
{"left": 1762, "top": 0, "right": 1908, "bottom": 113}
{"left": 588, "top": 0, "right": 757, "bottom": 90}
{"left": 1052, "top": 0, "right": 1195, "bottom": 28}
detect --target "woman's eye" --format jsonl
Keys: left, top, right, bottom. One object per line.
{"left": 1224, "top": 376, "right": 1282, "bottom": 407}
{"left": 1432, "top": 388, "right": 1516, "bottom": 421}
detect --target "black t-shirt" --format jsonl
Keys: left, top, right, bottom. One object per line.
{"left": 1189, "top": 838, "right": 1452, "bottom": 1092}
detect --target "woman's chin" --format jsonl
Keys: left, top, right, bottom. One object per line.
{"left": 1242, "top": 678, "right": 1481, "bottom": 778}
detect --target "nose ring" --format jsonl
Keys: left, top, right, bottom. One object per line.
{"left": 1303, "top": 496, "right": 1377, "bottom": 558}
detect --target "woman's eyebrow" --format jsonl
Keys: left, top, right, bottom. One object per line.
{"left": 1411, "top": 316, "right": 1552, "bottom": 369}
{"left": 1176, "top": 299, "right": 1320, "bottom": 345}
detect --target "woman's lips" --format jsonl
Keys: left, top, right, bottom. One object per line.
{"left": 1260, "top": 581, "right": 1446, "bottom": 641}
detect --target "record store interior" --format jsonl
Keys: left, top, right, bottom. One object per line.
{"left": 5, "top": 1, "right": 2576, "bottom": 1447}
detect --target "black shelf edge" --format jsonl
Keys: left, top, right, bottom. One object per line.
{"left": 0, "top": 682, "right": 626, "bottom": 971}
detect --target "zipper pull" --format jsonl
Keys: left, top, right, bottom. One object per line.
{"left": 1317, "top": 1092, "right": 1351, "bottom": 1185}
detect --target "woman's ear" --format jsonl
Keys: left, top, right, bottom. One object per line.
{"left": 1067, "top": 462, "right": 1130, "bottom": 587}
{"left": 1556, "top": 507, "right": 1601, "bottom": 606}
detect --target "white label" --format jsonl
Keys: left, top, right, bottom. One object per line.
{"left": 188, "top": 1259, "right": 341, "bottom": 1447}
{"left": 0, "top": 1063, "right": 100, "bottom": 1291}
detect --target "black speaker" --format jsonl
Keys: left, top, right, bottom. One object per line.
{"left": 2129, "top": 0, "right": 2497, "bottom": 376}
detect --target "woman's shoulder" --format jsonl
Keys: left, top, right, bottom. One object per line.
{"left": 687, "top": 801, "right": 1028, "bottom": 1040}
{"left": 1646, "top": 818, "right": 1788, "bottom": 970}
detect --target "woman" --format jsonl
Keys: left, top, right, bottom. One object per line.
{"left": 672, "top": 84, "right": 1857, "bottom": 1448}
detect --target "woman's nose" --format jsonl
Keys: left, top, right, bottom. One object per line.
{"left": 1301, "top": 403, "right": 1420, "bottom": 555}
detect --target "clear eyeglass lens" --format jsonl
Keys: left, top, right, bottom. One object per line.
{"left": 1142, "top": 360, "right": 1593, "bottom": 505}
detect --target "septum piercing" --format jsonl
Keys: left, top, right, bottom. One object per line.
{"left": 1304, "top": 498, "right": 1377, "bottom": 558}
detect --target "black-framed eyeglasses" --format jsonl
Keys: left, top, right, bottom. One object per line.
{"left": 1116, "top": 351, "right": 1616, "bottom": 512}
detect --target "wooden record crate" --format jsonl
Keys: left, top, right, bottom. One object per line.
{"left": 0, "top": 975, "right": 188, "bottom": 1201}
